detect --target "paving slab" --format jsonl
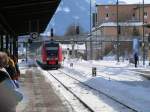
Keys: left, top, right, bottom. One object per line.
{"left": 16, "top": 67, "right": 69, "bottom": 112}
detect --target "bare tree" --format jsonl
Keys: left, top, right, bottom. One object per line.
{"left": 132, "top": 26, "right": 140, "bottom": 37}
{"left": 64, "top": 24, "right": 84, "bottom": 36}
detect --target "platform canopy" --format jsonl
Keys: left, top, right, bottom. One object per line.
{"left": 0, "top": 0, "right": 60, "bottom": 35}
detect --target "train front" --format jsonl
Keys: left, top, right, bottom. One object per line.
{"left": 43, "top": 41, "right": 62, "bottom": 69}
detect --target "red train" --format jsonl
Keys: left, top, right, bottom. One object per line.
{"left": 36, "top": 41, "right": 63, "bottom": 69}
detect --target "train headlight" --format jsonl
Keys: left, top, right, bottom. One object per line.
{"left": 47, "top": 58, "right": 50, "bottom": 60}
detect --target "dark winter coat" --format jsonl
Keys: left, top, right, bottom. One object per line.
{"left": 5, "top": 65, "right": 17, "bottom": 80}
{"left": 134, "top": 54, "right": 139, "bottom": 62}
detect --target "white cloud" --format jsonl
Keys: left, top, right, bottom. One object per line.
{"left": 73, "top": 16, "right": 80, "bottom": 20}
{"left": 63, "top": 7, "right": 71, "bottom": 13}
{"left": 55, "top": 6, "right": 71, "bottom": 13}
{"left": 85, "top": 0, "right": 96, "bottom": 6}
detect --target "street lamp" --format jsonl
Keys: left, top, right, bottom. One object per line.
{"left": 90, "top": 0, "right": 93, "bottom": 60}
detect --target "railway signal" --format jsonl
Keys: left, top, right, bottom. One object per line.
{"left": 51, "top": 28, "right": 54, "bottom": 37}
{"left": 28, "top": 39, "right": 32, "bottom": 44}
{"left": 76, "top": 26, "right": 80, "bottom": 35}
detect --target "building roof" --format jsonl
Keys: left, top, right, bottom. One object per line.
{"left": 98, "top": 22, "right": 143, "bottom": 28}
{"left": 62, "top": 44, "right": 86, "bottom": 50}
{"left": 96, "top": 4, "right": 150, "bottom": 7}
{"left": 0, "top": 0, "right": 61, "bottom": 35}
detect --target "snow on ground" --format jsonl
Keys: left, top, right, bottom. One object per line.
{"left": 18, "top": 58, "right": 36, "bottom": 74}
{"left": 90, "top": 59, "right": 150, "bottom": 70}
{"left": 18, "top": 58, "right": 150, "bottom": 112}
{"left": 38, "top": 66, "right": 90, "bottom": 112}
{"left": 64, "top": 60, "right": 147, "bottom": 82}
{"left": 18, "top": 59, "right": 29, "bottom": 74}
{"left": 62, "top": 59, "right": 150, "bottom": 112}
{"left": 18, "top": 58, "right": 35, "bottom": 67}
{"left": 35, "top": 60, "right": 135, "bottom": 112}
{"left": 47, "top": 70, "right": 134, "bottom": 112}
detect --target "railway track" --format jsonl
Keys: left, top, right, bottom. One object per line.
{"left": 127, "top": 70, "right": 150, "bottom": 79}
{"left": 47, "top": 70, "right": 95, "bottom": 112}
{"left": 47, "top": 69, "right": 138, "bottom": 112}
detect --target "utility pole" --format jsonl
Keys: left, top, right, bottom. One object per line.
{"left": 90, "top": 0, "right": 93, "bottom": 60}
{"left": 71, "top": 39, "right": 75, "bottom": 58}
{"left": 51, "top": 28, "right": 54, "bottom": 39}
{"left": 139, "top": 2, "right": 141, "bottom": 22}
{"left": 95, "top": 2, "right": 98, "bottom": 60}
{"left": 142, "top": 0, "right": 145, "bottom": 65}
{"left": 25, "top": 42, "right": 28, "bottom": 63}
{"left": 116, "top": 0, "right": 120, "bottom": 62}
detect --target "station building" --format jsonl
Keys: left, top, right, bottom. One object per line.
{"left": 95, "top": 4, "right": 150, "bottom": 38}
{"left": 89, "top": 4, "right": 150, "bottom": 60}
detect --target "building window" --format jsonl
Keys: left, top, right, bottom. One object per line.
{"left": 105, "top": 13, "right": 109, "bottom": 20}
{"left": 105, "top": 6, "right": 108, "bottom": 9}
{"left": 132, "top": 13, "right": 136, "bottom": 20}
{"left": 144, "top": 12, "right": 148, "bottom": 16}
{"left": 144, "top": 12, "right": 148, "bottom": 19}
{"left": 106, "top": 13, "right": 109, "bottom": 17}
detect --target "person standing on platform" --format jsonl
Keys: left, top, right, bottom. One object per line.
{"left": 10, "top": 55, "right": 20, "bottom": 80}
{"left": 134, "top": 53, "right": 139, "bottom": 68}
{"left": 5, "top": 53, "right": 19, "bottom": 88}
{"left": 0, "top": 52, "right": 23, "bottom": 112}
{"left": 10, "top": 55, "right": 20, "bottom": 88}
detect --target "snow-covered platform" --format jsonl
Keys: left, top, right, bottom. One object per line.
{"left": 16, "top": 66, "right": 69, "bottom": 112}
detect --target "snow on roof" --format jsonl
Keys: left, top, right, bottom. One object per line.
{"left": 62, "top": 44, "right": 86, "bottom": 50}
{"left": 99, "top": 22, "right": 143, "bottom": 28}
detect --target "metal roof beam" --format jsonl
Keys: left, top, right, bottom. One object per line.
{"left": 0, "top": 13, "right": 15, "bottom": 34}
{"left": 3, "top": 1, "right": 56, "bottom": 9}
{"left": 0, "top": 0, "right": 61, "bottom": 34}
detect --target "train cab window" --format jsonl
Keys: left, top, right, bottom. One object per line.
{"left": 45, "top": 45, "right": 59, "bottom": 57}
